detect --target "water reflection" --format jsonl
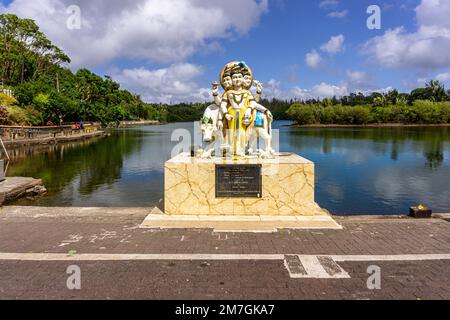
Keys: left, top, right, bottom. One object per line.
{"left": 7, "top": 122, "right": 450, "bottom": 215}
{"left": 279, "top": 125, "right": 450, "bottom": 214}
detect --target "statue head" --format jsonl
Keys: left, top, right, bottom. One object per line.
{"left": 222, "top": 72, "right": 233, "bottom": 90}
{"left": 220, "top": 61, "right": 253, "bottom": 90}
{"left": 243, "top": 70, "right": 253, "bottom": 90}
{"left": 231, "top": 70, "right": 244, "bottom": 89}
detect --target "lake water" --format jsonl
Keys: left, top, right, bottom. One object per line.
{"left": 7, "top": 121, "right": 450, "bottom": 215}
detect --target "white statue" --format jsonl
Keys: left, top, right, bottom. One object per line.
{"left": 199, "top": 61, "right": 274, "bottom": 159}
{"left": 247, "top": 108, "right": 274, "bottom": 157}
{"left": 200, "top": 83, "right": 224, "bottom": 159}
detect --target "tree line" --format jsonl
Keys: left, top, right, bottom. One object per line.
{"left": 287, "top": 82, "right": 450, "bottom": 125}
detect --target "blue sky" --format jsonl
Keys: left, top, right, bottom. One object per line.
{"left": 1, "top": 0, "right": 450, "bottom": 103}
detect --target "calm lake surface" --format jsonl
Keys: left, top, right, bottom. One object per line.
{"left": 7, "top": 121, "right": 450, "bottom": 215}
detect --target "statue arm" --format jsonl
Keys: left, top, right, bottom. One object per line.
{"left": 220, "top": 97, "right": 233, "bottom": 120}
{"left": 255, "top": 81, "right": 263, "bottom": 103}
{"left": 250, "top": 101, "right": 273, "bottom": 121}
{"left": 212, "top": 82, "right": 221, "bottom": 106}
{"left": 214, "top": 94, "right": 221, "bottom": 106}
{"left": 250, "top": 101, "right": 267, "bottom": 112}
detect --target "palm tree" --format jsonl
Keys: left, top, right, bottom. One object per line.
{"left": 425, "top": 80, "right": 446, "bottom": 102}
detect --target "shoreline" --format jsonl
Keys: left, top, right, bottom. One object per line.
{"left": 116, "top": 120, "right": 160, "bottom": 128}
{"left": 2, "top": 130, "right": 108, "bottom": 148}
{"left": 289, "top": 123, "right": 450, "bottom": 128}
{"left": 1, "top": 205, "right": 449, "bottom": 219}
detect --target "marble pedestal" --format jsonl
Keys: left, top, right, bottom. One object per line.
{"left": 164, "top": 153, "right": 327, "bottom": 216}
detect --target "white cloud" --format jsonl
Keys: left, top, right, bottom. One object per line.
{"left": 263, "top": 81, "right": 349, "bottom": 101}
{"left": 436, "top": 72, "right": 450, "bottom": 83}
{"left": 319, "top": 0, "right": 339, "bottom": 10}
{"left": 1, "top": 0, "right": 268, "bottom": 69}
{"left": 263, "top": 80, "right": 397, "bottom": 101}
{"left": 346, "top": 70, "right": 371, "bottom": 84}
{"left": 363, "top": 0, "right": 450, "bottom": 69}
{"left": 305, "top": 49, "right": 323, "bottom": 68}
{"left": 309, "top": 82, "right": 348, "bottom": 98}
{"left": 417, "top": 78, "right": 428, "bottom": 86}
{"left": 263, "top": 79, "right": 283, "bottom": 99}
{"left": 409, "top": 72, "right": 450, "bottom": 89}
{"left": 327, "top": 10, "right": 348, "bottom": 18}
{"left": 320, "top": 34, "right": 345, "bottom": 54}
{"left": 112, "top": 63, "right": 211, "bottom": 104}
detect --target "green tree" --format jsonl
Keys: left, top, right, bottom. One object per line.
{"left": 0, "top": 14, "right": 70, "bottom": 86}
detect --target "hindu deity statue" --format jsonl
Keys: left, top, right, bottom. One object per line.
{"left": 200, "top": 61, "right": 274, "bottom": 159}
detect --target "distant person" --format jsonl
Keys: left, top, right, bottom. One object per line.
{"left": 46, "top": 120, "right": 54, "bottom": 126}
{"left": 79, "top": 120, "right": 84, "bottom": 130}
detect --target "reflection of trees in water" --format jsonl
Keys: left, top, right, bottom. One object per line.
{"left": 423, "top": 139, "right": 444, "bottom": 170}
{"left": 286, "top": 127, "right": 449, "bottom": 167}
{"left": 7, "top": 130, "right": 144, "bottom": 197}
{"left": 6, "top": 137, "right": 105, "bottom": 160}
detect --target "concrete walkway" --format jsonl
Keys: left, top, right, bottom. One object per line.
{"left": 0, "top": 206, "right": 449, "bottom": 299}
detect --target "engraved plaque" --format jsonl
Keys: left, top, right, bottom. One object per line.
{"left": 215, "top": 164, "right": 262, "bottom": 198}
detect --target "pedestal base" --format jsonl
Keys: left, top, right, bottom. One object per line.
{"left": 164, "top": 152, "right": 324, "bottom": 216}
{"left": 140, "top": 209, "right": 342, "bottom": 232}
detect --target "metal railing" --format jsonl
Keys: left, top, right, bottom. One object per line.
{"left": 0, "top": 88, "right": 14, "bottom": 97}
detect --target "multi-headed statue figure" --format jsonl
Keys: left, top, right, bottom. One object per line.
{"left": 200, "top": 61, "right": 274, "bottom": 159}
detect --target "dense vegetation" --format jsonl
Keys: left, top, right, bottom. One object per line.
{"left": 0, "top": 14, "right": 160, "bottom": 126}
{"left": 287, "top": 84, "right": 450, "bottom": 125}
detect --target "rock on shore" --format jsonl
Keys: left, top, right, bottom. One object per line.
{"left": 0, "top": 177, "right": 46, "bottom": 206}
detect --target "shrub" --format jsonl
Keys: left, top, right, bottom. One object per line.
{"left": 287, "top": 101, "right": 450, "bottom": 125}
{"left": 24, "top": 106, "right": 44, "bottom": 126}
{"left": 351, "top": 106, "right": 372, "bottom": 124}
{"left": 6, "top": 106, "right": 30, "bottom": 125}
{"left": 0, "top": 106, "right": 8, "bottom": 125}
{"left": 287, "top": 104, "right": 320, "bottom": 125}
{"left": 410, "top": 100, "right": 449, "bottom": 124}
{"left": 321, "top": 106, "right": 336, "bottom": 124}
{"left": 0, "top": 93, "right": 17, "bottom": 106}
{"left": 33, "top": 93, "right": 50, "bottom": 109}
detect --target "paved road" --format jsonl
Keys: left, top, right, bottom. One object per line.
{"left": 0, "top": 207, "right": 449, "bottom": 299}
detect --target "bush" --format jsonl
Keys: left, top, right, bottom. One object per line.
{"left": 287, "top": 101, "right": 450, "bottom": 125}
{"left": 287, "top": 104, "right": 320, "bottom": 125}
{"left": 0, "top": 106, "right": 8, "bottom": 125}
{"left": 410, "top": 100, "right": 450, "bottom": 124}
{"left": 24, "top": 106, "right": 43, "bottom": 126}
{"left": 321, "top": 106, "right": 336, "bottom": 124}
{"left": 6, "top": 106, "right": 30, "bottom": 125}
{"left": 33, "top": 93, "right": 50, "bottom": 109}
{"left": 372, "top": 105, "right": 398, "bottom": 123}
{"left": 0, "top": 93, "right": 17, "bottom": 106}
{"left": 351, "top": 106, "right": 372, "bottom": 124}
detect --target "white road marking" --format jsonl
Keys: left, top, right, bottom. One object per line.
{"left": 1, "top": 252, "right": 449, "bottom": 280}
{"left": 284, "top": 255, "right": 350, "bottom": 279}
{"left": 330, "top": 254, "right": 450, "bottom": 262}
